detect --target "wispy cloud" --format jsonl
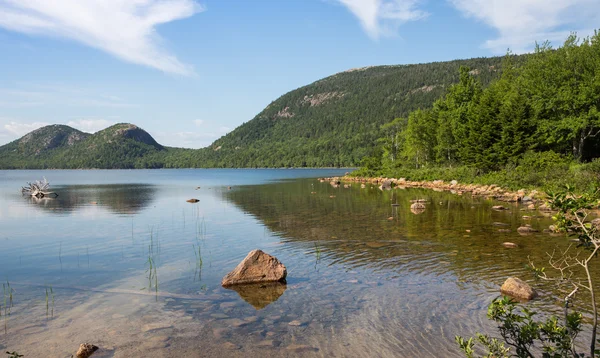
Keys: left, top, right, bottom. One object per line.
{"left": 334, "top": 0, "right": 428, "bottom": 39}
{"left": 67, "top": 119, "right": 114, "bottom": 133}
{"left": 154, "top": 130, "right": 217, "bottom": 149}
{"left": 0, "top": 0, "right": 203, "bottom": 75}
{"left": 448, "top": 0, "right": 600, "bottom": 53}
{"left": 3, "top": 120, "right": 50, "bottom": 136}
{"left": 0, "top": 84, "right": 136, "bottom": 108}
{"left": 193, "top": 119, "right": 204, "bottom": 126}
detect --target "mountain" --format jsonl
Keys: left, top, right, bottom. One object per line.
{"left": 0, "top": 123, "right": 191, "bottom": 169}
{"left": 0, "top": 55, "right": 519, "bottom": 169}
{"left": 192, "top": 56, "right": 516, "bottom": 168}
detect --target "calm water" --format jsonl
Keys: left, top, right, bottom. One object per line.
{"left": 0, "top": 169, "right": 596, "bottom": 357}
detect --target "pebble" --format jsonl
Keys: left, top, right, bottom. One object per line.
{"left": 288, "top": 320, "right": 305, "bottom": 326}
{"left": 286, "top": 344, "right": 319, "bottom": 352}
{"left": 222, "top": 342, "right": 241, "bottom": 350}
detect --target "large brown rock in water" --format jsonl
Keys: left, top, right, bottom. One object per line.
{"left": 501, "top": 277, "right": 537, "bottom": 300}
{"left": 222, "top": 250, "right": 287, "bottom": 287}
{"left": 76, "top": 343, "right": 99, "bottom": 358}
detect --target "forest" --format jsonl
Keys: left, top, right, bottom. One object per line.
{"left": 354, "top": 32, "right": 600, "bottom": 191}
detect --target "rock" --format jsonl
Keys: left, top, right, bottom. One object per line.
{"left": 502, "top": 242, "right": 518, "bottom": 248}
{"left": 186, "top": 198, "right": 200, "bottom": 203}
{"left": 76, "top": 343, "right": 99, "bottom": 358}
{"left": 286, "top": 344, "right": 319, "bottom": 353}
{"left": 380, "top": 180, "right": 393, "bottom": 190}
{"left": 517, "top": 226, "right": 538, "bottom": 234}
{"left": 221, "top": 249, "right": 287, "bottom": 286}
{"left": 527, "top": 203, "right": 536, "bottom": 210}
{"left": 492, "top": 222, "right": 509, "bottom": 226}
{"left": 222, "top": 342, "right": 241, "bottom": 350}
{"left": 142, "top": 323, "right": 173, "bottom": 332}
{"left": 410, "top": 202, "right": 426, "bottom": 215}
{"left": 360, "top": 183, "right": 366, "bottom": 189}
{"left": 538, "top": 203, "right": 552, "bottom": 211}
{"left": 492, "top": 205, "right": 508, "bottom": 211}
{"left": 411, "top": 202, "right": 426, "bottom": 210}
{"left": 500, "top": 277, "right": 537, "bottom": 300}
{"left": 387, "top": 217, "right": 394, "bottom": 221}
{"left": 288, "top": 320, "right": 305, "bottom": 326}
{"left": 498, "top": 229, "right": 511, "bottom": 233}
{"left": 450, "top": 180, "right": 458, "bottom": 186}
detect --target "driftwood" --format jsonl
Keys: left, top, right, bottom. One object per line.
{"left": 21, "top": 177, "right": 58, "bottom": 198}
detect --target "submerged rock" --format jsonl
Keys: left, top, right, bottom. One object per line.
{"left": 410, "top": 202, "right": 426, "bottom": 215}
{"left": 517, "top": 225, "right": 538, "bottom": 234}
{"left": 502, "top": 242, "right": 518, "bottom": 248}
{"left": 492, "top": 205, "right": 508, "bottom": 211}
{"left": 500, "top": 277, "right": 537, "bottom": 300}
{"left": 221, "top": 249, "right": 287, "bottom": 287}
{"left": 76, "top": 343, "right": 99, "bottom": 358}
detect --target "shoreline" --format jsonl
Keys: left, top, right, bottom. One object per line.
{"left": 323, "top": 175, "right": 552, "bottom": 209}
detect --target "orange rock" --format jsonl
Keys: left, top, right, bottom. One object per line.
{"left": 500, "top": 277, "right": 537, "bottom": 300}
{"left": 221, "top": 249, "right": 287, "bottom": 286}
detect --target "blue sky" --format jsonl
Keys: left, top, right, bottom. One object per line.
{"left": 0, "top": 0, "right": 598, "bottom": 148}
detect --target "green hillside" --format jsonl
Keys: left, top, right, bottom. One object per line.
{"left": 0, "top": 56, "right": 519, "bottom": 169}
{"left": 192, "top": 56, "right": 514, "bottom": 167}
{"left": 0, "top": 123, "right": 194, "bottom": 169}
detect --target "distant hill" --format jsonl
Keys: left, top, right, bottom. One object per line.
{"left": 0, "top": 56, "right": 519, "bottom": 169}
{"left": 0, "top": 123, "right": 193, "bottom": 169}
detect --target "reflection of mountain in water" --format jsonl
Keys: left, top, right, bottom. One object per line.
{"left": 222, "top": 179, "right": 582, "bottom": 285}
{"left": 26, "top": 184, "right": 157, "bottom": 215}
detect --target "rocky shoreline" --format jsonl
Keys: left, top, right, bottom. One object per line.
{"left": 322, "top": 176, "right": 552, "bottom": 209}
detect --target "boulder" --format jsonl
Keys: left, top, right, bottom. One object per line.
{"left": 76, "top": 343, "right": 99, "bottom": 358}
{"left": 222, "top": 250, "right": 287, "bottom": 287}
{"left": 450, "top": 180, "right": 458, "bottom": 186}
{"left": 380, "top": 180, "right": 393, "bottom": 190}
{"left": 500, "top": 277, "right": 537, "bottom": 300}
{"left": 517, "top": 226, "right": 538, "bottom": 234}
{"left": 410, "top": 202, "right": 426, "bottom": 215}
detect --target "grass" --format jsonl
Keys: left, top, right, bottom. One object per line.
{"left": 145, "top": 226, "right": 159, "bottom": 300}
{"left": 45, "top": 285, "right": 54, "bottom": 318}
{"left": 2, "top": 281, "right": 14, "bottom": 333}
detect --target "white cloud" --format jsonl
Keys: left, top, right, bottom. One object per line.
{"left": 0, "top": 0, "right": 203, "bottom": 75}
{"left": 334, "top": 0, "right": 428, "bottom": 39}
{"left": 154, "top": 131, "right": 217, "bottom": 149}
{"left": 448, "top": 0, "right": 600, "bottom": 53}
{"left": 67, "top": 119, "right": 114, "bottom": 133}
{"left": 3, "top": 120, "right": 50, "bottom": 136}
{"left": 193, "top": 119, "right": 204, "bottom": 126}
{"left": 218, "top": 126, "right": 230, "bottom": 133}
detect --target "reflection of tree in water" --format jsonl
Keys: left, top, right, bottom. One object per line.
{"left": 26, "top": 184, "right": 157, "bottom": 215}
{"left": 222, "top": 179, "right": 592, "bottom": 286}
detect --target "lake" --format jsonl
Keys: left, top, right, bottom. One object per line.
{"left": 0, "top": 169, "right": 595, "bottom": 357}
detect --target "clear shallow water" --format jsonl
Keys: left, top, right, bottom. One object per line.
{"left": 0, "top": 169, "right": 596, "bottom": 357}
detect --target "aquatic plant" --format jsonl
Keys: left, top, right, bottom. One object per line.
{"left": 44, "top": 285, "right": 54, "bottom": 318}
{"left": 457, "top": 185, "right": 600, "bottom": 357}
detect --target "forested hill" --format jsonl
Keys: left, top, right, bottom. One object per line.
{"left": 0, "top": 123, "right": 194, "bottom": 169}
{"left": 192, "top": 56, "right": 513, "bottom": 167}
{"left": 0, "top": 56, "right": 518, "bottom": 169}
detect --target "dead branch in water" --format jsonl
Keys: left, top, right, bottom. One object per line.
{"left": 21, "top": 177, "right": 58, "bottom": 198}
